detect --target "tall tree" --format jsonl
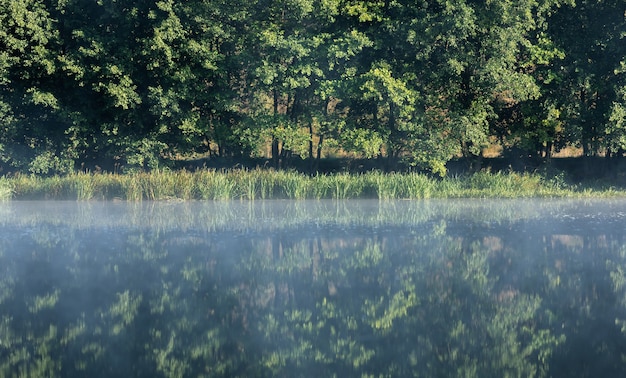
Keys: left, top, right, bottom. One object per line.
{"left": 547, "top": 0, "right": 626, "bottom": 157}
{"left": 47, "top": 0, "right": 243, "bottom": 169}
{"left": 0, "top": 0, "right": 66, "bottom": 173}
{"left": 408, "top": 0, "right": 574, "bottom": 171}
{"left": 246, "top": 0, "right": 320, "bottom": 166}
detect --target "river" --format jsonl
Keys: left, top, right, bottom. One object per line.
{"left": 1, "top": 199, "right": 626, "bottom": 377}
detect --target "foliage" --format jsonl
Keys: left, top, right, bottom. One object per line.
{"left": 0, "top": 0, "right": 624, "bottom": 174}
{"left": 2, "top": 169, "right": 625, "bottom": 201}
{"left": 0, "top": 177, "right": 10, "bottom": 200}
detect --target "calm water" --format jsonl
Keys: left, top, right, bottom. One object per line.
{"left": 2, "top": 199, "right": 626, "bottom": 377}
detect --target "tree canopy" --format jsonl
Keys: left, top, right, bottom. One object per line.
{"left": 0, "top": 0, "right": 624, "bottom": 175}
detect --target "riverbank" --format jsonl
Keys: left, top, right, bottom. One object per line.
{"left": 1, "top": 169, "right": 625, "bottom": 201}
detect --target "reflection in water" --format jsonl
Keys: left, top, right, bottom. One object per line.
{"left": 1, "top": 200, "right": 626, "bottom": 377}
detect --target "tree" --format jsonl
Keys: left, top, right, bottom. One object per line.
{"left": 547, "top": 0, "right": 626, "bottom": 157}
{"left": 408, "top": 0, "right": 574, "bottom": 170}
{"left": 0, "top": 0, "right": 69, "bottom": 174}
{"left": 244, "top": 0, "right": 321, "bottom": 166}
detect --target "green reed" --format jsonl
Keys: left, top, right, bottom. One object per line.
{"left": 2, "top": 169, "right": 625, "bottom": 201}
{"left": 0, "top": 177, "right": 12, "bottom": 201}
{"left": 194, "top": 170, "right": 234, "bottom": 200}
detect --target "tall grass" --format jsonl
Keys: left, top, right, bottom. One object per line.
{"left": 0, "top": 177, "right": 12, "bottom": 201}
{"left": 2, "top": 169, "right": 625, "bottom": 201}
{"left": 196, "top": 170, "right": 237, "bottom": 200}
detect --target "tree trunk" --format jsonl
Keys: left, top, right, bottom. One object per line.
{"left": 272, "top": 89, "right": 280, "bottom": 168}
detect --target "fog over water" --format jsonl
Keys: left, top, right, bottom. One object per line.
{"left": 1, "top": 199, "right": 626, "bottom": 377}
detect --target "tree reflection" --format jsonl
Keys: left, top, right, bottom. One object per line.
{"left": 1, "top": 200, "right": 626, "bottom": 376}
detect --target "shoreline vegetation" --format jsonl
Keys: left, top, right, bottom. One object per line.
{"left": 1, "top": 168, "right": 625, "bottom": 201}
{"left": 1, "top": 1, "right": 624, "bottom": 183}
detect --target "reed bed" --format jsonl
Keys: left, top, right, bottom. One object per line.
{"left": 0, "top": 177, "right": 12, "bottom": 201}
{"left": 1, "top": 169, "right": 624, "bottom": 201}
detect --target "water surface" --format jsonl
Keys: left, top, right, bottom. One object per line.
{"left": 2, "top": 199, "right": 626, "bottom": 377}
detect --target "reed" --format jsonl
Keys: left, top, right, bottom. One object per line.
{"left": 3, "top": 169, "right": 626, "bottom": 201}
{"left": 257, "top": 170, "right": 275, "bottom": 199}
{"left": 305, "top": 173, "right": 363, "bottom": 199}
{"left": 275, "top": 170, "right": 309, "bottom": 199}
{"left": 11, "top": 174, "right": 73, "bottom": 199}
{"left": 0, "top": 178, "right": 12, "bottom": 201}
{"left": 72, "top": 172, "right": 98, "bottom": 200}
{"left": 328, "top": 173, "right": 365, "bottom": 199}
{"left": 371, "top": 171, "right": 399, "bottom": 200}
{"left": 405, "top": 172, "right": 437, "bottom": 199}
{"left": 229, "top": 169, "right": 259, "bottom": 200}
{"left": 119, "top": 174, "right": 142, "bottom": 201}
{"left": 195, "top": 170, "right": 237, "bottom": 200}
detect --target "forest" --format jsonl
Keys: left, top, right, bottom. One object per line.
{"left": 0, "top": 0, "right": 624, "bottom": 176}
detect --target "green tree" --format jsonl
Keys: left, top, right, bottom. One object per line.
{"left": 49, "top": 0, "right": 239, "bottom": 170}
{"left": 547, "top": 0, "right": 626, "bottom": 157}
{"left": 245, "top": 0, "right": 318, "bottom": 166}
{"left": 408, "top": 0, "right": 573, "bottom": 170}
{"left": 324, "top": 0, "right": 571, "bottom": 174}
{"left": 0, "top": 0, "right": 69, "bottom": 174}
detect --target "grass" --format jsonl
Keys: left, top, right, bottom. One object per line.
{"left": 0, "top": 177, "right": 12, "bottom": 201}
{"left": 1, "top": 168, "right": 625, "bottom": 201}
